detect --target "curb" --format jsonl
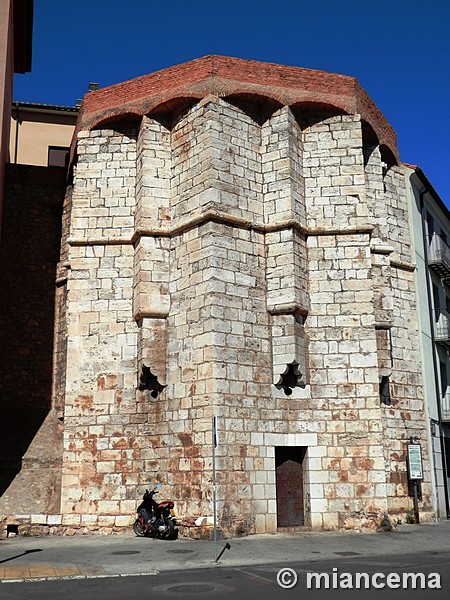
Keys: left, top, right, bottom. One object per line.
{"left": 1, "top": 571, "right": 160, "bottom": 584}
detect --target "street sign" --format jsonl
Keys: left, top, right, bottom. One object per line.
{"left": 407, "top": 443, "right": 423, "bottom": 480}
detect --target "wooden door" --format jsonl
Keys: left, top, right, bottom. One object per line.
{"left": 275, "top": 447, "right": 305, "bottom": 527}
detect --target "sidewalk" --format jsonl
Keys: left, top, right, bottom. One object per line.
{"left": 1, "top": 520, "right": 449, "bottom": 583}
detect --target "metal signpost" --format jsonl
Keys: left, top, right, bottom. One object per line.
{"left": 407, "top": 440, "right": 423, "bottom": 524}
{"left": 212, "top": 416, "right": 218, "bottom": 562}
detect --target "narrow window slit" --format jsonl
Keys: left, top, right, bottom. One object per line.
{"left": 379, "top": 375, "right": 391, "bottom": 406}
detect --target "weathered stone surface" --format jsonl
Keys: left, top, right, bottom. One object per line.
{"left": 0, "top": 59, "right": 433, "bottom": 536}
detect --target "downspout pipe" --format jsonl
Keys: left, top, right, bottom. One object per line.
{"left": 419, "top": 186, "right": 450, "bottom": 519}
{"left": 13, "top": 102, "right": 19, "bottom": 164}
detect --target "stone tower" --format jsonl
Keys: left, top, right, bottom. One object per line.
{"left": 53, "top": 56, "right": 432, "bottom": 535}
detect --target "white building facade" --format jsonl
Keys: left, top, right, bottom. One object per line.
{"left": 406, "top": 165, "right": 450, "bottom": 520}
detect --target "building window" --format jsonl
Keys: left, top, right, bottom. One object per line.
{"left": 379, "top": 375, "right": 391, "bottom": 406}
{"left": 427, "top": 212, "right": 434, "bottom": 240}
{"left": 48, "top": 146, "right": 69, "bottom": 167}
{"left": 440, "top": 361, "right": 448, "bottom": 397}
{"left": 433, "top": 283, "right": 440, "bottom": 314}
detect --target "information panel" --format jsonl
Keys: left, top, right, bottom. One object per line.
{"left": 407, "top": 443, "right": 423, "bottom": 480}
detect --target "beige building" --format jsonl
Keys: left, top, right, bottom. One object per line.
{"left": 9, "top": 102, "right": 78, "bottom": 167}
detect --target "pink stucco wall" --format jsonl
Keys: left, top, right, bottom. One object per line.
{"left": 0, "top": 0, "right": 14, "bottom": 238}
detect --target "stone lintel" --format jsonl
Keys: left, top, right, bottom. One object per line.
{"left": 133, "top": 307, "right": 169, "bottom": 320}
{"left": 371, "top": 244, "right": 395, "bottom": 255}
{"left": 375, "top": 321, "right": 393, "bottom": 330}
{"left": 307, "top": 224, "right": 373, "bottom": 237}
{"left": 68, "top": 237, "right": 133, "bottom": 246}
{"left": 390, "top": 258, "right": 416, "bottom": 272}
{"left": 267, "top": 303, "right": 308, "bottom": 316}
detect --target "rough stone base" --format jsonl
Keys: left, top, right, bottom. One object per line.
{"left": 1, "top": 509, "right": 436, "bottom": 540}
{"left": 177, "top": 524, "right": 223, "bottom": 540}
{"left": 0, "top": 514, "right": 133, "bottom": 539}
{"left": 0, "top": 514, "right": 222, "bottom": 540}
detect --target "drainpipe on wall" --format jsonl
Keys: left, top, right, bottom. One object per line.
{"left": 13, "top": 102, "right": 20, "bottom": 164}
{"left": 419, "top": 187, "right": 450, "bottom": 519}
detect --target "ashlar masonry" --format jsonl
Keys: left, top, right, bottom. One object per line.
{"left": 15, "top": 56, "right": 436, "bottom": 535}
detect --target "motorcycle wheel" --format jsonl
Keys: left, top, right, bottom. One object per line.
{"left": 161, "top": 519, "right": 175, "bottom": 540}
{"left": 133, "top": 518, "right": 146, "bottom": 537}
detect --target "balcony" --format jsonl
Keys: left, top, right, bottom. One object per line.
{"left": 434, "top": 309, "right": 450, "bottom": 350}
{"left": 441, "top": 393, "right": 450, "bottom": 422}
{"left": 428, "top": 234, "right": 450, "bottom": 281}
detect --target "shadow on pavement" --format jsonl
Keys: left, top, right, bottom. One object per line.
{"left": 0, "top": 549, "right": 43, "bottom": 565}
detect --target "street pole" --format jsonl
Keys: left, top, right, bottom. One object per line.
{"left": 212, "top": 416, "right": 217, "bottom": 562}
{"left": 407, "top": 439, "right": 423, "bottom": 525}
{"left": 413, "top": 481, "right": 420, "bottom": 524}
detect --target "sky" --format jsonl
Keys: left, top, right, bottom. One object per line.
{"left": 14, "top": 0, "right": 450, "bottom": 206}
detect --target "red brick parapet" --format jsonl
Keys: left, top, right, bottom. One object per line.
{"left": 74, "top": 55, "right": 398, "bottom": 161}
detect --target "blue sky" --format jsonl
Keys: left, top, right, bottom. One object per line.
{"left": 14, "top": 0, "right": 450, "bottom": 206}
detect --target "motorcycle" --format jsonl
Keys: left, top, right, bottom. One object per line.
{"left": 133, "top": 483, "right": 177, "bottom": 539}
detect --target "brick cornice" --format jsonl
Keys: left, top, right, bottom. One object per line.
{"left": 75, "top": 55, "right": 398, "bottom": 161}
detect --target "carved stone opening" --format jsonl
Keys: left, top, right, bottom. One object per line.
{"left": 275, "top": 360, "right": 306, "bottom": 395}
{"left": 379, "top": 375, "right": 391, "bottom": 406}
{"left": 138, "top": 365, "right": 166, "bottom": 399}
{"left": 7, "top": 524, "right": 19, "bottom": 537}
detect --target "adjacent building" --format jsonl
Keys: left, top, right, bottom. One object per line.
{"left": 405, "top": 165, "right": 450, "bottom": 519}
{"left": 9, "top": 101, "right": 78, "bottom": 167}
{"left": 0, "top": 0, "right": 33, "bottom": 235}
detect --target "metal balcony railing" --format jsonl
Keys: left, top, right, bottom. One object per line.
{"left": 428, "top": 234, "right": 450, "bottom": 280}
{"left": 434, "top": 309, "right": 450, "bottom": 349}
{"left": 441, "top": 393, "right": 450, "bottom": 422}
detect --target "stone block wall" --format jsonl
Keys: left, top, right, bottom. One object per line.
{"left": 59, "top": 127, "right": 144, "bottom": 517}
{"left": 305, "top": 231, "right": 387, "bottom": 529}
{"left": 302, "top": 115, "right": 368, "bottom": 229}
{"left": 0, "top": 59, "right": 431, "bottom": 535}
{"left": 47, "top": 66, "right": 433, "bottom": 535}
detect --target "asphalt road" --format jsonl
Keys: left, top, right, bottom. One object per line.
{"left": 1, "top": 550, "right": 448, "bottom": 600}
